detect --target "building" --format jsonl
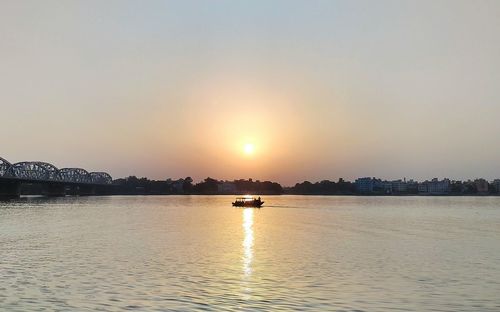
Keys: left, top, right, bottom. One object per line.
{"left": 355, "top": 177, "right": 375, "bottom": 193}
{"left": 355, "top": 178, "right": 392, "bottom": 194}
{"left": 429, "top": 178, "right": 450, "bottom": 194}
{"left": 428, "top": 178, "right": 450, "bottom": 194}
{"left": 406, "top": 179, "right": 419, "bottom": 194}
{"left": 418, "top": 182, "right": 428, "bottom": 193}
{"left": 475, "top": 179, "right": 489, "bottom": 194}
{"left": 166, "top": 178, "right": 185, "bottom": 193}
{"left": 418, "top": 178, "right": 450, "bottom": 194}
{"left": 491, "top": 179, "right": 500, "bottom": 194}
{"left": 462, "top": 180, "right": 476, "bottom": 194}
{"left": 391, "top": 179, "right": 408, "bottom": 193}
{"left": 377, "top": 181, "right": 392, "bottom": 194}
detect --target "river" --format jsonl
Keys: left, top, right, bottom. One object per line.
{"left": 1, "top": 195, "right": 499, "bottom": 311}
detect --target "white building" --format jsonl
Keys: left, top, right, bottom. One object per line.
{"left": 391, "top": 180, "right": 408, "bottom": 193}
{"left": 420, "top": 178, "right": 450, "bottom": 194}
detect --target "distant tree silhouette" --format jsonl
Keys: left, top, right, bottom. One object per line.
{"left": 182, "top": 177, "right": 193, "bottom": 194}
{"left": 287, "top": 179, "right": 355, "bottom": 195}
{"left": 193, "top": 177, "right": 219, "bottom": 194}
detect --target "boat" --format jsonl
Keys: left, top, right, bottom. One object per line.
{"left": 232, "top": 197, "right": 264, "bottom": 208}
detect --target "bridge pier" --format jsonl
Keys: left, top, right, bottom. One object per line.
{"left": 78, "top": 185, "right": 96, "bottom": 196}
{"left": 0, "top": 181, "right": 21, "bottom": 199}
{"left": 65, "top": 184, "right": 96, "bottom": 196}
{"left": 95, "top": 185, "right": 112, "bottom": 195}
{"left": 42, "top": 183, "right": 66, "bottom": 197}
{"left": 65, "top": 185, "right": 79, "bottom": 196}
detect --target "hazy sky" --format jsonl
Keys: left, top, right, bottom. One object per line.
{"left": 1, "top": 0, "right": 500, "bottom": 185}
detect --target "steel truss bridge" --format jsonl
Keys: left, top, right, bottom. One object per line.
{"left": 0, "top": 157, "right": 113, "bottom": 198}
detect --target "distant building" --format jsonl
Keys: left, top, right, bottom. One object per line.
{"left": 406, "top": 180, "right": 419, "bottom": 194}
{"left": 462, "top": 180, "right": 477, "bottom": 194}
{"left": 384, "top": 179, "right": 419, "bottom": 194}
{"left": 418, "top": 182, "right": 428, "bottom": 193}
{"left": 429, "top": 178, "right": 450, "bottom": 194}
{"left": 355, "top": 177, "right": 375, "bottom": 193}
{"left": 167, "top": 178, "right": 185, "bottom": 193}
{"left": 378, "top": 181, "right": 392, "bottom": 194}
{"left": 391, "top": 179, "right": 408, "bottom": 193}
{"left": 475, "top": 179, "right": 489, "bottom": 194}
{"left": 419, "top": 178, "right": 450, "bottom": 194}
{"left": 492, "top": 179, "right": 500, "bottom": 194}
{"left": 355, "top": 177, "right": 391, "bottom": 194}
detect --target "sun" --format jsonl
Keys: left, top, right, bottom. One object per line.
{"left": 243, "top": 143, "right": 255, "bottom": 155}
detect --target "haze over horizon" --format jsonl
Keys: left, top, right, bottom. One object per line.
{"left": 2, "top": 0, "right": 500, "bottom": 185}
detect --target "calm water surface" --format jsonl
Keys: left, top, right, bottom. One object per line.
{"left": 1, "top": 196, "right": 500, "bottom": 311}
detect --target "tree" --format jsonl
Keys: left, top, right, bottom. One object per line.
{"left": 183, "top": 177, "right": 193, "bottom": 194}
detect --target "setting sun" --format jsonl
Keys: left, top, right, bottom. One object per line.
{"left": 243, "top": 143, "right": 255, "bottom": 155}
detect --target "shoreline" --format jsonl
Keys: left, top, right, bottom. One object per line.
{"left": 4, "top": 193, "right": 500, "bottom": 199}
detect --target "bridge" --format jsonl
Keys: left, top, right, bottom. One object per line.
{"left": 0, "top": 157, "right": 113, "bottom": 198}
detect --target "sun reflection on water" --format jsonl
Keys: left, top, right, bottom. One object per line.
{"left": 242, "top": 208, "right": 254, "bottom": 277}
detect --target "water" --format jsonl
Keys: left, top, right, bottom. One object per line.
{"left": 1, "top": 195, "right": 500, "bottom": 311}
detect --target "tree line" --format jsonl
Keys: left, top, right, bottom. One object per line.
{"left": 110, "top": 176, "right": 283, "bottom": 195}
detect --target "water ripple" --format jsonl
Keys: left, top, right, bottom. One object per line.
{"left": 1, "top": 196, "right": 500, "bottom": 311}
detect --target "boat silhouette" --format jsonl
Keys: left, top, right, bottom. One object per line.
{"left": 232, "top": 197, "right": 264, "bottom": 208}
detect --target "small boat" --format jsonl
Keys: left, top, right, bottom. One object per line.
{"left": 232, "top": 197, "right": 264, "bottom": 208}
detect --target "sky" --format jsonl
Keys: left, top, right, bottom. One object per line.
{"left": 1, "top": 0, "right": 500, "bottom": 185}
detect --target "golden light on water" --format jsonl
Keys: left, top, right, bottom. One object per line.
{"left": 242, "top": 208, "right": 254, "bottom": 277}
